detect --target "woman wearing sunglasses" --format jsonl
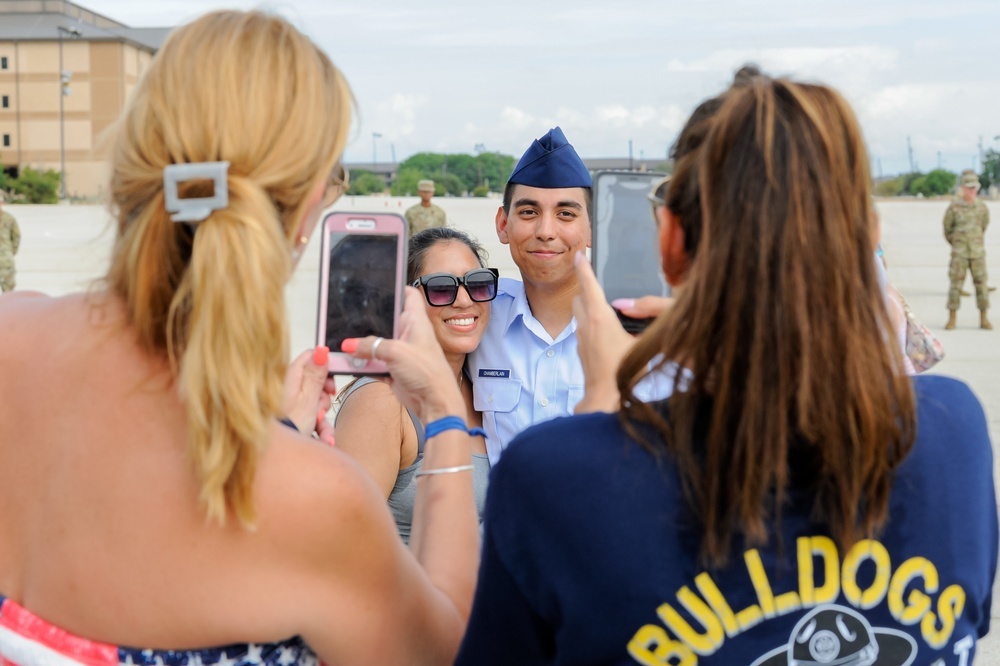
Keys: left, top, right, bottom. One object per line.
{"left": 335, "top": 227, "right": 497, "bottom": 542}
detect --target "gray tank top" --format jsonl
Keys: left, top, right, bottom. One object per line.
{"left": 336, "top": 377, "right": 490, "bottom": 544}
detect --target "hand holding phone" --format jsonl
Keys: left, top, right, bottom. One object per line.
{"left": 610, "top": 295, "right": 674, "bottom": 335}
{"left": 316, "top": 212, "right": 407, "bottom": 376}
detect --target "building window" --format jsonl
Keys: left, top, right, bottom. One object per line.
{"left": 2, "top": 134, "right": 9, "bottom": 148}
{"left": 1, "top": 96, "right": 8, "bottom": 109}
{"left": 0, "top": 57, "right": 7, "bottom": 70}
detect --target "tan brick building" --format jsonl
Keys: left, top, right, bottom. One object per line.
{"left": 0, "top": 0, "right": 169, "bottom": 199}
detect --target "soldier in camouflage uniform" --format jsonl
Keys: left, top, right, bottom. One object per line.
{"left": 404, "top": 179, "right": 447, "bottom": 237}
{"left": 944, "top": 169, "right": 990, "bottom": 329}
{"left": 0, "top": 193, "right": 20, "bottom": 293}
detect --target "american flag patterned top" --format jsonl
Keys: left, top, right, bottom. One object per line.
{"left": 0, "top": 595, "right": 321, "bottom": 666}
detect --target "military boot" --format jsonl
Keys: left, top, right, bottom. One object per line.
{"left": 981, "top": 310, "right": 993, "bottom": 330}
{"left": 945, "top": 310, "right": 957, "bottom": 330}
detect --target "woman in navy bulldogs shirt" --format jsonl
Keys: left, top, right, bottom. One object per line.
{"left": 457, "top": 72, "right": 997, "bottom": 666}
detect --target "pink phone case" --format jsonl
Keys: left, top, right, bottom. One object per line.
{"left": 316, "top": 212, "right": 407, "bottom": 376}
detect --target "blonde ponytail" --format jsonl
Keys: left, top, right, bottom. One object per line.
{"left": 173, "top": 178, "right": 289, "bottom": 525}
{"left": 103, "top": 10, "right": 353, "bottom": 526}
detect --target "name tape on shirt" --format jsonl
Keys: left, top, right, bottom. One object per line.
{"left": 478, "top": 369, "right": 511, "bottom": 379}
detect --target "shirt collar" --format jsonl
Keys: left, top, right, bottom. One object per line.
{"left": 498, "top": 277, "right": 577, "bottom": 342}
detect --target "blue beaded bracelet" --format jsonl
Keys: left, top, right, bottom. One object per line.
{"left": 424, "top": 415, "right": 486, "bottom": 439}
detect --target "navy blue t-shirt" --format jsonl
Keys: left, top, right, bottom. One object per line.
{"left": 456, "top": 374, "right": 997, "bottom": 665}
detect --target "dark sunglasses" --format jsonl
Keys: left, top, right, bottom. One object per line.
{"left": 412, "top": 268, "right": 500, "bottom": 307}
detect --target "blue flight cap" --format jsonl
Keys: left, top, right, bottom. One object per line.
{"left": 508, "top": 127, "right": 592, "bottom": 188}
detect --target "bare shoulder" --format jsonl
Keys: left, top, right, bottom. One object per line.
{"left": 255, "top": 426, "right": 401, "bottom": 562}
{"left": 0, "top": 289, "right": 51, "bottom": 315}
{"left": 0, "top": 291, "right": 67, "bottom": 358}
{"left": 254, "top": 430, "right": 421, "bottom": 645}
{"left": 337, "top": 377, "right": 399, "bottom": 420}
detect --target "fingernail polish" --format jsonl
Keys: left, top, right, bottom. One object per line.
{"left": 611, "top": 298, "right": 635, "bottom": 310}
{"left": 341, "top": 338, "right": 358, "bottom": 354}
{"left": 313, "top": 346, "right": 329, "bottom": 365}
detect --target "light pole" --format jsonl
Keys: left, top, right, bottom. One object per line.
{"left": 372, "top": 132, "right": 382, "bottom": 167}
{"left": 57, "top": 25, "right": 81, "bottom": 200}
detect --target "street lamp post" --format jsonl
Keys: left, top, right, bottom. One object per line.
{"left": 372, "top": 132, "right": 382, "bottom": 167}
{"left": 57, "top": 25, "right": 82, "bottom": 200}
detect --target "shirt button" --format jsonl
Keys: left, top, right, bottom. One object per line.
{"left": 546, "top": 349, "right": 555, "bottom": 357}
{"left": 488, "top": 394, "right": 494, "bottom": 403}
{"left": 540, "top": 398, "right": 549, "bottom": 407}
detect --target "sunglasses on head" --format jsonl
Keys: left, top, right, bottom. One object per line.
{"left": 647, "top": 175, "right": 671, "bottom": 217}
{"left": 322, "top": 163, "right": 350, "bottom": 208}
{"left": 412, "top": 268, "right": 500, "bottom": 307}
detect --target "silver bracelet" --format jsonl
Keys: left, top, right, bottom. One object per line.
{"left": 414, "top": 464, "right": 474, "bottom": 477}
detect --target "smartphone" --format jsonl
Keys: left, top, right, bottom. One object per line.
{"left": 317, "top": 212, "right": 407, "bottom": 375}
{"left": 591, "top": 170, "right": 671, "bottom": 334}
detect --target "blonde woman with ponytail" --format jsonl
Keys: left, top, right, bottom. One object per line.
{"left": 0, "top": 10, "right": 479, "bottom": 666}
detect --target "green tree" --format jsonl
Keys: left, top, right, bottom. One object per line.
{"left": 427, "top": 171, "right": 466, "bottom": 196}
{"left": 475, "top": 152, "right": 516, "bottom": 191}
{"left": 391, "top": 167, "right": 425, "bottom": 196}
{"left": 5, "top": 166, "right": 61, "bottom": 203}
{"left": 909, "top": 169, "right": 955, "bottom": 197}
{"left": 347, "top": 169, "right": 385, "bottom": 196}
{"left": 874, "top": 175, "right": 905, "bottom": 197}
{"left": 396, "top": 151, "right": 517, "bottom": 194}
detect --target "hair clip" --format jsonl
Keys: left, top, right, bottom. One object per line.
{"left": 163, "top": 161, "right": 230, "bottom": 223}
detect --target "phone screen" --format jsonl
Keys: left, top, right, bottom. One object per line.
{"left": 593, "top": 171, "right": 670, "bottom": 303}
{"left": 323, "top": 232, "right": 398, "bottom": 351}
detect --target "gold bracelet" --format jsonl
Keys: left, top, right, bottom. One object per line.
{"left": 414, "top": 464, "right": 474, "bottom": 477}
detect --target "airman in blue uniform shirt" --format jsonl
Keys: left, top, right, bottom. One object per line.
{"left": 468, "top": 127, "right": 594, "bottom": 462}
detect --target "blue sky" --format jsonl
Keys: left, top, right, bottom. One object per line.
{"left": 81, "top": 0, "right": 1000, "bottom": 175}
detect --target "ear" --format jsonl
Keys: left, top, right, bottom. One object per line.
{"left": 295, "top": 177, "right": 328, "bottom": 243}
{"left": 659, "top": 207, "right": 689, "bottom": 288}
{"left": 496, "top": 206, "right": 510, "bottom": 245}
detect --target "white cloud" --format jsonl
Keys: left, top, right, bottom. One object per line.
{"left": 71, "top": 0, "right": 1000, "bottom": 173}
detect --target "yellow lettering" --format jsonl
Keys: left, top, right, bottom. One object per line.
{"left": 694, "top": 573, "right": 740, "bottom": 638}
{"left": 657, "top": 592, "right": 724, "bottom": 657}
{"left": 745, "top": 549, "right": 777, "bottom": 618}
{"left": 797, "top": 536, "right": 840, "bottom": 606}
{"left": 888, "top": 557, "right": 938, "bottom": 625}
{"left": 627, "top": 625, "right": 697, "bottom": 666}
{"left": 921, "top": 584, "right": 966, "bottom": 649}
{"left": 842, "top": 539, "right": 891, "bottom": 609}
{"left": 734, "top": 604, "right": 764, "bottom": 632}
{"left": 744, "top": 548, "right": 800, "bottom": 618}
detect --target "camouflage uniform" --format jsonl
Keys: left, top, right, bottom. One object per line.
{"left": 0, "top": 210, "right": 20, "bottom": 292}
{"left": 404, "top": 203, "right": 447, "bottom": 238}
{"left": 944, "top": 197, "right": 989, "bottom": 311}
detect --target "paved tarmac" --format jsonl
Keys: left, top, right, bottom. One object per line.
{"left": 5, "top": 196, "right": 1000, "bottom": 659}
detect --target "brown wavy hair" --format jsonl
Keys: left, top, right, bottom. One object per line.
{"left": 619, "top": 76, "right": 916, "bottom": 567}
{"left": 104, "top": 11, "right": 353, "bottom": 527}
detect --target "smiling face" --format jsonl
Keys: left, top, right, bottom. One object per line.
{"left": 496, "top": 184, "right": 592, "bottom": 290}
{"left": 415, "top": 240, "right": 491, "bottom": 358}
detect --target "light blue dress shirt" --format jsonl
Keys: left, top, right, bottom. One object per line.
{"left": 468, "top": 278, "right": 585, "bottom": 465}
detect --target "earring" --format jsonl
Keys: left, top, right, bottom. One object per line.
{"left": 291, "top": 235, "right": 308, "bottom": 261}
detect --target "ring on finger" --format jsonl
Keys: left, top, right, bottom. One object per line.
{"left": 371, "top": 337, "right": 384, "bottom": 360}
